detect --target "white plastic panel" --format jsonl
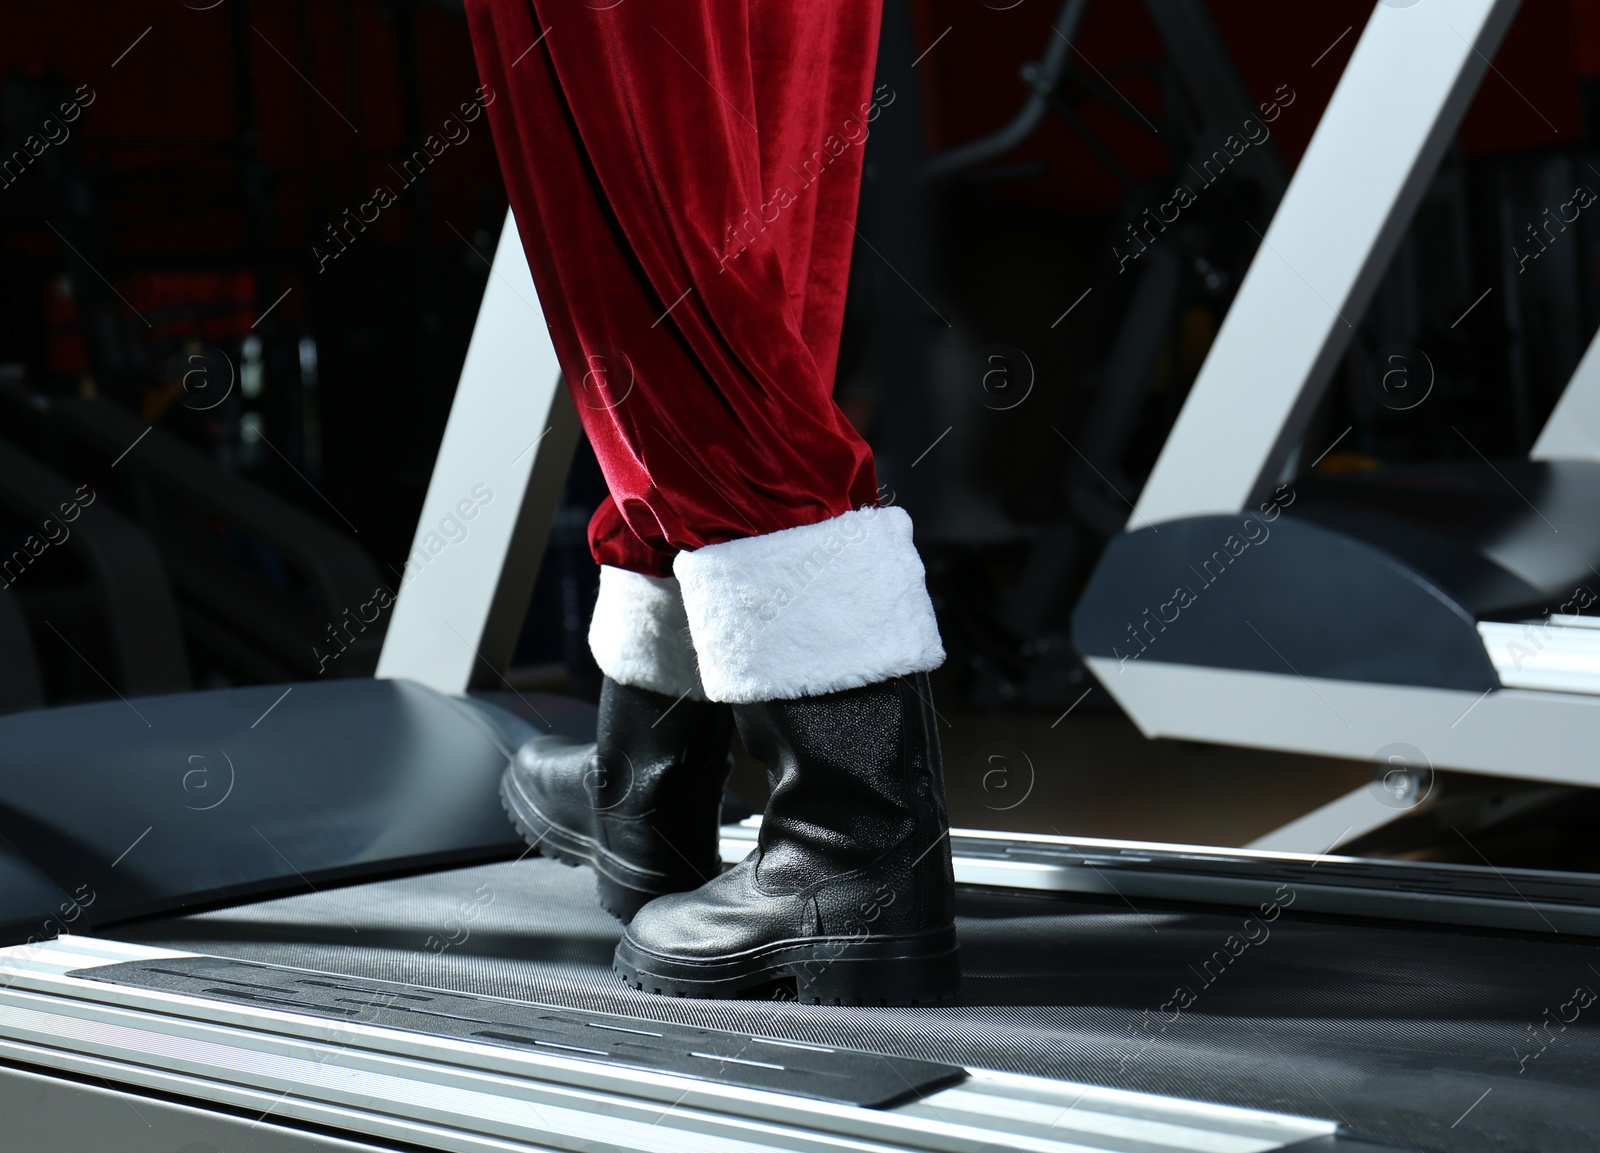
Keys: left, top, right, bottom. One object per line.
{"left": 1479, "top": 619, "right": 1600, "bottom": 695}
{"left": 376, "top": 212, "right": 566, "bottom": 694}
{"left": 1533, "top": 324, "right": 1600, "bottom": 463}
{"left": 1087, "top": 656, "right": 1600, "bottom": 788}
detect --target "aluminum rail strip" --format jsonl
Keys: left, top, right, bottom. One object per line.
{"left": 71, "top": 954, "right": 963, "bottom": 1108}
{"left": 720, "top": 822, "right": 1600, "bottom": 937}
{"left": 1479, "top": 619, "right": 1600, "bottom": 695}
{"left": 0, "top": 937, "right": 1340, "bottom": 1153}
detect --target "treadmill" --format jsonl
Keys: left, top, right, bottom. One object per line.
{"left": 2, "top": 3, "right": 1598, "bottom": 1151}
{"left": 1071, "top": 0, "right": 1600, "bottom": 857}
{"left": 8, "top": 677, "right": 1600, "bottom": 1153}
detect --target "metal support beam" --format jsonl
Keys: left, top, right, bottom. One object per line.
{"left": 1245, "top": 784, "right": 1405, "bottom": 855}
{"left": 1132, "top": 0, "right": 1522, "bottom": 527}
{"left": 377, "top": 211, "right": 578, "bottom": 695}
{"left": 1533, "top": 322, "right": 1600, "bottom": 462}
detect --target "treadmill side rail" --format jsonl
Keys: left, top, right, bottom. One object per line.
{"left": 721, "top": 823, "right": 1600, "bottom": 937}
{"left": 0, "top": 937, "right": 1345, "bottom": 1153}
{"left": 69, "top": 954, "right": 965, "bottom": 1110}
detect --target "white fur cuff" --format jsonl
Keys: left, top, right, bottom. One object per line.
{"left": 674, "top": 507, "right": 945, "bottom": 703}
{"left": 587, "top": 567, "right": 704, "bottom": 699}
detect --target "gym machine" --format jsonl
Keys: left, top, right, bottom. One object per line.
{"left": 1073, "top": 0, "right": 1600, "bottom": 856}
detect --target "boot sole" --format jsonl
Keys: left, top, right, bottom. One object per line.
{"left": 499, "top": 770, "right": 695, "bottom": 923}
{"left": 613, "top": 928, "right": 960, "bottom": 1006}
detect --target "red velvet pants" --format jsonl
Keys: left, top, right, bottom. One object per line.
{"left": 464, "top": 0, "right": 885, "bottom": 578}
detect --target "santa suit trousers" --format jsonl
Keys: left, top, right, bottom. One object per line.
{"left": 464, "top": 0, "right": 943, "bottom": 704}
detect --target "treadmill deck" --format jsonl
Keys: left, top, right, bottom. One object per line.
{"left": 75, "top": 856, "right": 1600, "bottom": 1153}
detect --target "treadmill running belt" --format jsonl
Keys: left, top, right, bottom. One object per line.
{"left": 109, "top": 858, "right": 1600, "bottom": 1153}
{"left": 70, "top": 955, "right": 965, "bottom": 1108}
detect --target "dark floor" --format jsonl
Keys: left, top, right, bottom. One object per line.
{"left": 726, "top": 708, "right": 1378, "bottom": 846}
{"left": 111, "top": 858, "right": 1600, "bottom": 1153}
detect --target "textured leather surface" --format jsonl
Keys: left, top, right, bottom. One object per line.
{"left": 506, "top": 677, "right": 733, "bottom": 890}
{"left": 626, "top": 673, "right": 955, "bottom": 959}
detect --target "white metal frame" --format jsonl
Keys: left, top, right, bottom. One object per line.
{"left": 1134, "top": 0, "right": 1523, "bottom": 526}
{"left": 376, "top": 211, "right": 579, "bottom": 696}
{"left": 1533, "top": 320, "right": 1600, "bottom": 462}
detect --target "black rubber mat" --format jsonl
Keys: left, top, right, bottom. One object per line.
{"left": 109, "top": 859, "right": 1600, "bottom": 1153}
{"left": 71, "top": 954, "right": 964, "bottom": 1107}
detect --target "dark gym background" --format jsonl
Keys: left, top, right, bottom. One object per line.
{"left": 5, "top": 0, "right": 1600, "bottom": 859}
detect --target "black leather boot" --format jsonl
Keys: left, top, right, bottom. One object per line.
{"left": 501, "top": 677, "right": 735, "bottom": 921}
{"left": 613, "top": 673, "right": 958, "bottom": 1005}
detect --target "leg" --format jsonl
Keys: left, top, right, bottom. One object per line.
{"left": 468, "top": 0, "right": 750, "bottom": 920}
{"left": 466, "top": 0, "right": 880, "bottom": 560}
{"left": 465, "top": 0, "right": 956, "bottom": 1001}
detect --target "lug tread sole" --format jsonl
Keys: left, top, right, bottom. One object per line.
{"left": 611, "top": 936, "right": 960, "bottom": 1007}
